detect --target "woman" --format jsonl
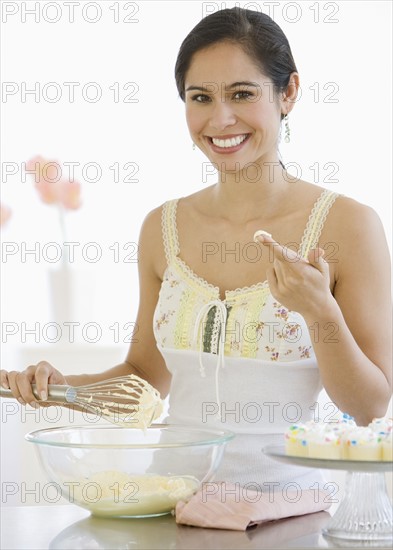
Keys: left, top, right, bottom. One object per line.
{"left": 1, "top": 8, "right": 391, "bottom": 488}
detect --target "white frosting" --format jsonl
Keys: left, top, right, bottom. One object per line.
{"left": 253, "top": 229, "right": 272, "bottom": 243}
{"left": 307, "top": 427, "right": 340, "bottom": 445}
{"left": 77, "top": 374, "right": 164, "bottom": 430}
{"left": 369, "top": 417, "right": 393, "bottom": 434}
{"left": 69, "top": 471, "right": 199, "bottom": 516}
{"left": 344, "top": 427, "right": 381, "bottom": 446}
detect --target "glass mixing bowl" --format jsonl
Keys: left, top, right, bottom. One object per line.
{"left": 26, "top": 423, "right": 234, "bottom": 518}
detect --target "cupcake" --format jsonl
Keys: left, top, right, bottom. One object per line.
{"left": 284, "top": 424, "right": 310, "bottom": 457}
{"left": 343, "top": 427, "right": 383, "bottom": 461}
{"left": 381, "top": 431, "right": 392, "bottom": 462}
{"left": 307, "top": 427, "right": 342, "bottom": 459}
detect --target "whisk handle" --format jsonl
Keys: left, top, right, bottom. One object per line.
{"left": 0, "top": 384, "right": 77, "bottom": 403}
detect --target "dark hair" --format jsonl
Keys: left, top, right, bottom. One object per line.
{"left": 175, "top": 7, "right": 298, "bottom": 121}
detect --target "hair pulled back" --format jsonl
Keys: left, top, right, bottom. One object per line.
{"left": 175, "top": 7, "right": 297, "bottom": 119}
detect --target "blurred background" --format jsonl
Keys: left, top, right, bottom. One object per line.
{"left": 1, "top": 0, "right": 391, "bottom": 508}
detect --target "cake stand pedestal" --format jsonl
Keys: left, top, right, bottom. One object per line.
{"left": 263, "top": 445, "right": 392, "bottom": 545}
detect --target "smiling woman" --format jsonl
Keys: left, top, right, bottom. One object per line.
{"left": 176, "top": 7, "right": 298, "bottom": 171}
{"left": 183, "top": 40, "right": 298, "bottom": 172}
{"left": 1, "top": 6, "right": 392, "bottom": 495}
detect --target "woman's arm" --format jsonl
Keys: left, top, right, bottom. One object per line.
{"left": 257, "top": 199, "right": 392, "bottom": 425}
{"left": 302, "top": 201, "right": 392, "bottom": 425}
{"left": 1, "top": 206, "right": 171, "bottom": 403}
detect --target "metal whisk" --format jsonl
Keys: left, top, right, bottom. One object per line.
{"left": 0, "top": 374, "right": 163, "bottom": 428}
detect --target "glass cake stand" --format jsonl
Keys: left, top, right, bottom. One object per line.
{"left": 263, "top": 445, "right": 393, "bottom": 544}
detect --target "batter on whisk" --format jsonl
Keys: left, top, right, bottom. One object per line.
{"left": 1, "top": 8, "right": 391, "bottom": 489}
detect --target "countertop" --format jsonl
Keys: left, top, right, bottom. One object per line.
{"left": 0, "top": 503, "right": 378, "bottom": 550}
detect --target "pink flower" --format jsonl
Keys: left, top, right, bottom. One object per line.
{"left": 0, "top": 203, "right": 12, "bottom": 226}
{"left": 26, "top": 156, "right": 81, "bottom": 210}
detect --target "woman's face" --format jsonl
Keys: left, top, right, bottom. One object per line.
{"left": 184, "top": 41, "right": 284, "bottom": 174}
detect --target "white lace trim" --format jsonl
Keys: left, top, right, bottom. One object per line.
{"left": 299, "top": 189, "right": 340, "bottom": 259}
{"left": 161, "top": 202, "right": 171, "bottom": 265}
{"left": 226, "top": 279, "right": 270, "bottom": 297}
{"left": 175, "top": 257, "right": 270, "bottom": 300}
{"left": 162, "top": 200, "right": 180, "bottom": 264}
{"left": 175, "top": 257, "right": 220, "bottom": 296}
{"left": 170, "top": 199, "right": 181, "bottom": 255}
{"left": 165, "top": 190, "right": 339, "bottom": 298}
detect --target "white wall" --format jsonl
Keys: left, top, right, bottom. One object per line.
{"left": 1, "top": 0, "right": 391, "bottom": 508}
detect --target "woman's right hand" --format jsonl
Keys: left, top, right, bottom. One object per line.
{"left": 0, "top": 361, "right": 68, "bottom": 408}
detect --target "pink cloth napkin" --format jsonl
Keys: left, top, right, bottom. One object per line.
{"left": 175, "top": 482, "right": 331, "bottom": 530}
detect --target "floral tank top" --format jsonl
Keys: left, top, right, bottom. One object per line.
{"left": 154, "top": 188, "right": 340, "bottom": 364}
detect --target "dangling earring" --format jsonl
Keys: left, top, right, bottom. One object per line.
{"left": 284, "top": 114, "right": 290, "bottom": 143}
{"left": 192, "top": 142, "right": 196, "bottom": 150}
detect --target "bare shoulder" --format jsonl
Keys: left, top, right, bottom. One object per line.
{"left": 138, "top": 203, "right": 167, "bottom": 280}
{"left": 139, "top": 204, "right": 163, "bottom": 241}
{"left": 322, "top": 194, "right": 391, "bottom": 293}
{"left": 326, "top": 194, "right": 389, "bottom": 250}
{"left": 289, "top": 182, "right": 390, "bottom": 279}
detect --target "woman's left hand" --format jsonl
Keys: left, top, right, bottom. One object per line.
{"left": 255, "top": 232, "right": 334, "bottom": 315}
